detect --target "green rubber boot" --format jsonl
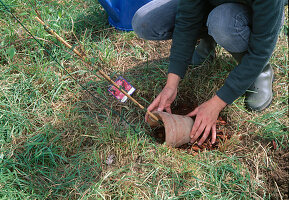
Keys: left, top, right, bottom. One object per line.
{"left": 191, "top": 35, "right": 216, "bottom": 66}
{"left": 244, "top": 64, "right": 274, "bottom": 111}
{"left": 230, "top": 52, "right": 273, "bottom": 111}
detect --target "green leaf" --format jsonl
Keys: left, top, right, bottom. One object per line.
{"left": 19, "top": 12, "right": 28, "bottom": 16}
{"left": 6, "top": 47, "right": 16, "bottom": 60}
{"left": 97, "top": 87, "right": 102, "bottom": 95}
{"left": 90, "top": 57, "right": 97, "bottom": 64}
{"left": 58, "top": 10, "right": 62, "bottom": 18}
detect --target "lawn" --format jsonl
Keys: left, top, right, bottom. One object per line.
{"left": 0, "top": 0, "right": 288, "bottom": 199}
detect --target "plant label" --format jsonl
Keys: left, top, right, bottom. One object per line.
{"left": 108, "top": 76, "right": 135, "bottom": 103}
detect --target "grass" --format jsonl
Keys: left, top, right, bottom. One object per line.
{"left": 0, "top": 0, "right": 288, "bottom": 199}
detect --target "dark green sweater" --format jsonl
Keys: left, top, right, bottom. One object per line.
{"left": 168, "top": 0, "right": 287, "bottom": 104}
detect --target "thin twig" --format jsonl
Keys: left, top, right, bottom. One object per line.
{"left": 274, "top": 180, "right": 283, "bottom": 200}
{"left": 28, "top": 0, "right": 42, "bottom": 20}
{"left": 70, "top": 16, "right": 86, "bottom": 56}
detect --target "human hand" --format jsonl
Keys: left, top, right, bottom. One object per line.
{"left": 186, "top": 95, "right": 227, "bottom": 145}
{"left": 145, "top": 73, "right": 180, "bottom": 122}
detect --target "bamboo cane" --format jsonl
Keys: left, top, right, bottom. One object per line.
{"left": 35, "top": 16, "right": 159, "bottom": 122}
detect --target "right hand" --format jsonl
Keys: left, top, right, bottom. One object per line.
{"left": 145, "top": 73, "right": 180, "bottom": 122}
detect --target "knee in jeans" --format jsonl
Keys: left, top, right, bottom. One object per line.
{"left": 132, "top": 11, "right": 154, "bottom": 40}
{"left": 207, "top": 3, "right": 251, "bottom": 53}
{"left": 207, "top": 13, "right": 236, "bottom": 50}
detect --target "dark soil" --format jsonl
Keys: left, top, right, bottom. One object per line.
{"left": 171, "top": 97, "right": 197, "bottom": 116}
{"left": 152, "top": 126, "right": 166, "bottom": 144}
{"left": 266, "top": 148, "right": 289, "bottom": 199}
{"left": 240, "top": 135, "right": 289, "bottom": 199}
{"left": 0, "top": 53, "right": 8, "bottom": 65}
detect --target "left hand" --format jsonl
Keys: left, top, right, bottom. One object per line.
{"left": 186, "top": 95, "right": 227, "bottom": 145}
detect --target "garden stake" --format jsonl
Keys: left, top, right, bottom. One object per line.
{"left": 35, "top": 16, "right": 159, "bottom": 122}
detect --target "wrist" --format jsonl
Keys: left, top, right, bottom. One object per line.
{"left": 211, "top": 95, "right": 227, "bottom": 111}
{"left": 166, "top": 73, "right": 180, "bottom": 88}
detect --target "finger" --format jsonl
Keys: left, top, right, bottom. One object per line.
{"left": 145, "top": 111, "right": 155, "bottom": 123}
{"left": 165, "top": 106, "right": 172, "bottom": 114}
{"left": 211, "top": 123, "right": 217, "bottom": 144}
{"left": 191, "top": 122, "right": 206, "bottom": 144}
{"left": 158, "top": 95, "right": 168, "bottom": 111}
{"left": 146, "top": 96, "right": 161, "bottom": 122}
{"left": 198, "top": 126, "right": 211, "bottom": 145}
{"left": 186, "top": 107, "right": 199, "bottom": 117}
{"left": 147, "top": 95, "right": 161, "bottom": 112}
{"left": 190, "top": 117, "right": 201, "bottom": 138}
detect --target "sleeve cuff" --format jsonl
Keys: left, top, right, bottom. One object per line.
{"left": 168, "top": 59, "right": 188, "bottom": 79}
{"left": 216, "top": 84, "right": 241, "bottom": 105}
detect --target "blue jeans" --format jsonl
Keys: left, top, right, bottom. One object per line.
{"left": 132, "top": 0, "right": 178, "bottom": 40}
{"left": 133, "top": 1, "right": 260, "bottom": 53}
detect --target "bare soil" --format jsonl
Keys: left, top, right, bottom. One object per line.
{"left": 267, "top": 148, "right": 289, "bottom": 199}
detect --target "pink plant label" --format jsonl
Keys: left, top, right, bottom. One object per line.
{"left": 108, "top": 76, "right": 135, "bottom": 103}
